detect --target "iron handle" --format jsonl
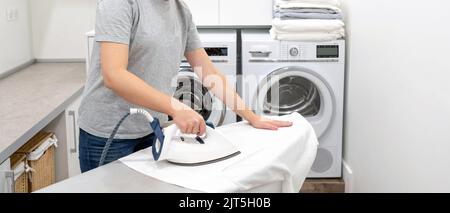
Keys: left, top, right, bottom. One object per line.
{"left": 68, "top": 111, "right": 78, "bottom": 154}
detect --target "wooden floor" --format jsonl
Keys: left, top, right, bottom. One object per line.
{"left": 300, "top": 179, "right": 345, "bottom": 193}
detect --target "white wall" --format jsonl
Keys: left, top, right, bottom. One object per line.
{"left": 0, "top": 0, "right": 33, "bottom": 75}
{"left": 29, "top": 0, "right": 96, "bottom": 60}
{"left": 184, "top": 0, "right": 220, "bottom": 25}
{"left": 219, "top": 0, "right": 273, "bottom": 26}
{"left": 184, "top": 0, "right": 273, "bottom": 26}
{"left": 342, "top": 0, "right": 450, "bottom": 192}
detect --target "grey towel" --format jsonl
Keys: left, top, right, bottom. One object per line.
{"left": 274, "top": 11, "right": 343, "bottom": 20}
{"left": 275, "top": 8, "right": 340, "bottom": 14}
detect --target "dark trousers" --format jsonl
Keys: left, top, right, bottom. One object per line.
{"left": 78, "top": 128, "right": 154, "bottom": 173}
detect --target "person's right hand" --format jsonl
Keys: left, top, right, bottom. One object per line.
{"left": 170, "top": 100, "right": 206, "bottom": 136}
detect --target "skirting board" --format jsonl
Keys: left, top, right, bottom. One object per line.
{"left": 36, "top": 58, "right": 85, "bottom": 63}
{"left": 342, "top": 160, "right": 354, "bottom": 193}
{"left": 0, "top": 59, "right": 36, "bottom": 80}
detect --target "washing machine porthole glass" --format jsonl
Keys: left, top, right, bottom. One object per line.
{"left": 263, "top": 75, "right": 321, "bottom": 117}
{"left": 173, "top": 76, "right": 213, "bottom": 121}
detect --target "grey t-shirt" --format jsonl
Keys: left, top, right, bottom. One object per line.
{"left": 78, "top": 0, "right": 203, "bottom": 139}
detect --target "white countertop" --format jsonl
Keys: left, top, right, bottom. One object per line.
{"left": 0, "top": 63, "right": 86, "bottom": 163}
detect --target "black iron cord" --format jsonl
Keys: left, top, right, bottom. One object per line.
{"left": 98, "top": 113, "right": 131, "bottom": 167}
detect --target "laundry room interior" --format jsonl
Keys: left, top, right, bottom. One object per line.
{"left": 1, "top": 0, "right": 450, "bottom": 194}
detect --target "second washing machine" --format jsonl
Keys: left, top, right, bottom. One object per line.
{"left": 173, "top": 29, "right": 238, "bottom": 127}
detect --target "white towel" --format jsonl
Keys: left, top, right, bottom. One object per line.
{"left": 270, "top": 28, "right": 344, "bottom": 41}
{"left": 275, "top": 0, "right": 341, "bottom": 7}
{"left": 271, "top": 26, "right": 345, "bottom": 35}
{"left": 272, "top": 18, "right": 345, "bottom": 33}
{"left": 120, "top": 113, "right": 319, "bottom": 193}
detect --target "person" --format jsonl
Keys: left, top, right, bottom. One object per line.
{"left": 77, "top": 0, "right": 292, "bottom": 173}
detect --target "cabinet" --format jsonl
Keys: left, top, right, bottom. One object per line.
{"left": 0, "top": 94, "right": 82, "bottom": 193}
{"left": 184, "top": 0, "right": 220, "bottom": 26}
{"left": 43, "top": 95, "right": 82, "bottom": 181}
{"left": 184, "top": 0, "right": 273, "bottom": 26}
{"left": 219, "top": 0, "right": 273, "bottom": 26}
{"left": 0, "top": 159, "right": 13, "bottom": 193}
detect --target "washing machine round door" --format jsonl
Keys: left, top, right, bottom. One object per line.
{"left": 173, "top": 70, "right": 226, "bottom": 127}
{"left": 254, "top": 66, "right": 335, "bottom": 138}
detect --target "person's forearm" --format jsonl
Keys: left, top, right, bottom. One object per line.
{"left": 232, "top": 93, "right": 259, "bottom": 123}
{"left": 203, "top": 70, "right": 258, "bottom": 123}
{"left": 103, "top": 69, "right": 183, "bottom": 117}
{"left": 186, "top": 48, "right": 259, "bottom": 123}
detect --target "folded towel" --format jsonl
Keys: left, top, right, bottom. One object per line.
{"left": 274, "top": 11, "right": 343, "bottom": 20}
{"left": 270, "top": 28, "right": 344, "bottom": 41}
{"left": 275, "top": 8, "right": 340, "bottom": 14}
{"left": 271, "top": 27, "right": 345, "bottom": 37}
{"left": 272, "top": 18, "right": 345, "bottom": 33}
{"left": 275, "top": 0, "right": 341, "bottom": 7}
{"left": 275, "top": 2, "right": 342, "bottom": 13}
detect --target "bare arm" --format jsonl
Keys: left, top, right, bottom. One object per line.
{"left": 101, "top": 42, "right": 206, "bottom": 135}
{"left": 185, "top": 48, "right": 292, "bottom": 130}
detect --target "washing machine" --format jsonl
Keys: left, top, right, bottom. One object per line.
{"left": 173, "top": 29, "right": 237, "bottom": 127}
{"left": 241, "top": 29, "right": 345, "bottom": 178}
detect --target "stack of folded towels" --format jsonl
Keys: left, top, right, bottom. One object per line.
{"left": 271, "top": 0, "right": 345, "bottom": 41}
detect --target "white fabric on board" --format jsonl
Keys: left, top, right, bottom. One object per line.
{"left": 120, "top": 113, "right": 319, "bottom": 193}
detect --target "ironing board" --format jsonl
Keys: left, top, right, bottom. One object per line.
{"left": 119, "top": 113, "right": 319, "bottom": 193}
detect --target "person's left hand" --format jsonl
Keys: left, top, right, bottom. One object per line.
{"left": 249, "top": 115, "right": 293, "bottom": 130}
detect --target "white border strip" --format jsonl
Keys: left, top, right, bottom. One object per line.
{"left": 342, "top": 160, "right": 354, "bottom": 193}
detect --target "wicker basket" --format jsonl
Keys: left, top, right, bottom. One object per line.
{"left": 28, "top": 145, "right": 56, "bottom": 192}
{"left": 10, "top": 154, "right": 29, "bottom": 193}
{"left": 17, "top": 132, "right": 57, "bottom": 192}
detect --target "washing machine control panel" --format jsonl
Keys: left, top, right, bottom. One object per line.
{"left": 280, "top": 43, "right": 304, "bottom": 60}
{"left": 280, "top": 41, "right": 342, "bottom": 61}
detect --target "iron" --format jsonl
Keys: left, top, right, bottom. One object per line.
{"left": 156, "top": 123, "right": 241, "bottom": 166}
{"left": 132, "top": 109, "right": 241, "bottom": 166}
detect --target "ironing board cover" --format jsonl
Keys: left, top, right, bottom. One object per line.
{"left": 120, "top": 113, "right": 318, "bottom": 193}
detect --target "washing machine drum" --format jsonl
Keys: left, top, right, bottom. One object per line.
{"left": 255, "top": 67, "right": 335, "bottom": 138}
{"left": 264, "top": 76, "right": 321, "bottom": 116}
{"left": 173, "top": 70, "right": 226, "bottom": 127}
